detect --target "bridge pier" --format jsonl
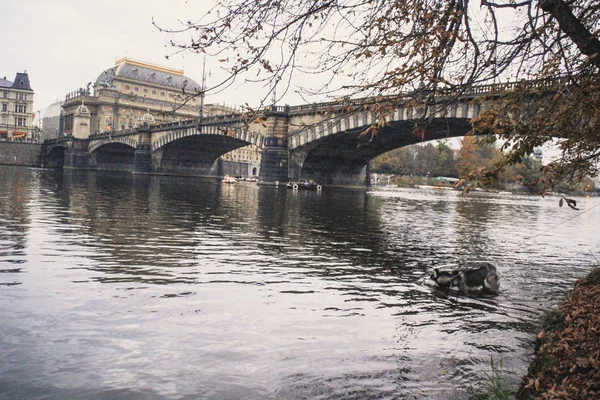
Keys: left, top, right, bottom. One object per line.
{"left": 63, "top": 138, "right": 89, "bottom": 169}
{"left": 259, "top": 137, "right": 289, "bottom": 184}
{"left": 258, "top": 108, "right": 290, "bottom": 185}
{"left": 133, "top": 129, "right": 152, "bottom": 174}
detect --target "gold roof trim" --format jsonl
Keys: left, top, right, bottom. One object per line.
{"left": 115, "top": 57, "right": 184, "bottom": 76}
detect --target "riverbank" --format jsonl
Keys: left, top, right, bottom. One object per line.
{"left": 378, "top": 174, "right": 599, "bottom": 196}
{"left": 517, "top": 266, "right": 600, "bottom": 399}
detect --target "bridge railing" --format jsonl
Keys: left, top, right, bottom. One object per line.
{"left": 281, "top": 75, "right": 582, "bottom": 116}
{"left": 80, "top": 75, "right": 586, "bottom": 138}
{"left": 89, "top": 113, "right": 247, "bottom": 137}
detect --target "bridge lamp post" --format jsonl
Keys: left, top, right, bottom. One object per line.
{"left": 35, "top": 110, "right": 41, "bottom": 142}
{"left": 5, "top": 110, "right": 11, "bottom": 141}
{"left": 10, "top": 110, "right": 17, "bottom": 141}
{"left": 198, "top": 57, "right": 207, "bottom": 130}
{"left": 4, "top": 110, "right": 13, "bottom": 141}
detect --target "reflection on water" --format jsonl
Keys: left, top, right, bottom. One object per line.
{"left": 1, "top": 166, "right": 599, "bottom": 399}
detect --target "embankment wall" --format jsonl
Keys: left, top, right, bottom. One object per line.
{"left": 0, "top": 142, "right": 43, "bottom": 167}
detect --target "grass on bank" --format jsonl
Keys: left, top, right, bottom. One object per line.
{"left": 471, "top": 357, "right": 513, "bottom": 400}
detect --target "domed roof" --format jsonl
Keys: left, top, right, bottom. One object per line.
{"left": 95, "top": 57, "right": 202, "bottom": 93}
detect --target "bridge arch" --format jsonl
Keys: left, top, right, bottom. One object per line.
{"left": 288, "top": 113, "right": 473, "bottom": 187}
{"left": 88, "top": 136, "right": 137, "bottom": 153}
{"left": 45, "top": 144, "right": 67, "bottom": 168}
{"left": 149, "top": 123, "right": 265, "bottom": 177}
{"left": 151, "top": 123, "right": 264, "bottom": 152}
{"left": 89, "top": 140, "right": 137, "bottom": 172}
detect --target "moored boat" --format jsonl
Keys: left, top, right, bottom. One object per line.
{"left": 222, "top": 175, "right": 237, "bottom": 184}
{"left": 286, "top": 178, "right": 322, "bottom": 190}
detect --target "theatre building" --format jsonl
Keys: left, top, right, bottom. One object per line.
{"left": 61, "top": 57, "right": 261, "bottom": 177}
{"left": 61, "top": 57, "right": 214, "bottom": 133}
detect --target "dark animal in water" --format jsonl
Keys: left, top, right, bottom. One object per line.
{"left": 451, "top": 263, "right": 500, "bottom": 292}
{"left": 430, "top": 268, "right": 459, "bottom": 288}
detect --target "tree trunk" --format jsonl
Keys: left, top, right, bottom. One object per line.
{"left": 539, "top": 0, "right": 600, "bottom": 68}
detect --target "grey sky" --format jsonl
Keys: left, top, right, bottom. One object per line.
{"left": 1, "top": 0, "right": 296, "bottom": 114}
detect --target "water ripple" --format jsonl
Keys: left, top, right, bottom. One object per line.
{"left": 0, "top": 167, "right": 599, "bottom": 399}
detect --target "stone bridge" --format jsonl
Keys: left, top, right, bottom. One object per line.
{"left": 42, "top": 78, "right": 566, "bottom": 188}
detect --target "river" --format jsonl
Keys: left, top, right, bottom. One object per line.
{"left": 1, "top": 166, "right": 598, "bottom": 399}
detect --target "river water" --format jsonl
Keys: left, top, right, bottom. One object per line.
{"left": 1, "top": 165, "right": 598, "bottom": 400}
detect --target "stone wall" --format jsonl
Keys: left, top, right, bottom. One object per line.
{"left": 0, "top": 142, "right": 43, "bottom": 167}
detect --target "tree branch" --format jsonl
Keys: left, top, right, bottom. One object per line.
{"left": 539, "top": 0, "right": 600, "bottom": 67}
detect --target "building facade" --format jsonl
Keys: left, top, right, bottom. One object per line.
{"left": 221, "top": 145, "right": 261, "bottom": 177}
{"left": 61, "top": 57, "right": 261, "bottom": 176}
{"left": 38, "top": 100, "right": 63, "bottom": 141}
{"left": 61, "top": 57, "right": 210, "bottom": 134}
{"left": 0, "top": 72, "right": 35, "bottom": 141}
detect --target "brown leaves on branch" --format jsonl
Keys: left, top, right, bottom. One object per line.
{"left": 157, "top": 0, "right": 599, "bottom": 193}
{"left": 468, "top": 77, "right": 600, "bottom": 194}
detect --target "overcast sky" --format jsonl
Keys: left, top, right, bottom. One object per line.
{"left": 1, "top": 0, "right": 303, "bottom": 114}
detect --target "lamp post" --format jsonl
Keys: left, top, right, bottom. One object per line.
{"left": 0, "top": 110, "right": 6, "bottom": 141}
{"left": 36, "top": 110, "right": 41, "bottom": 142}
{"left": 3, "top": 110, "right": 9, "bottom": 141}
{"left": 4, "top": 110, "right": 11, "bottom": 141}
{"left": 14, "top": 109, "right": 18, "bottom": 141}
{"left": 198, "top": 57, "right": 207, "bottom": 130}
{"left": 7, "top": 110, "right": 14, "bottom": 141}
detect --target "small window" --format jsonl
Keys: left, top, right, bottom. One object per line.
{"left": 160, "top": 91, "right": 165, "bottom": 96}
{"left": 152, "top": 90, "right": 157, "bottom": 95}
{"left": 143, "top": 88, "right": 148, "bottom": 93}
{"left": 1, "top": 103, "right": 7, "bottom": 111}
{"left": 134, "top": 87, "right": 139, "bottom": 92}
{"left": 125, "top": 84, "right": 131, "bottom": 90}
{"left": 2, "top": 92, "right": 7, "bottom": 98}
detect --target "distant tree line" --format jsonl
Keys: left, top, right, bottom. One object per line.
{"left": 371, "top": 138, "right": 595, "bottom": 194}
{"left": 371, "top": 141, "right": 458, "bottom": 178}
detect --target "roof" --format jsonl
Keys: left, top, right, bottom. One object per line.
{"left": 0, "top": 77, "right": 12, "bottom": 88}
{"left": 11, "top": 73, "right": 33, "bottom": 91}
{"left": 95, "top": 57, "right": 201, "bottom": 93}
